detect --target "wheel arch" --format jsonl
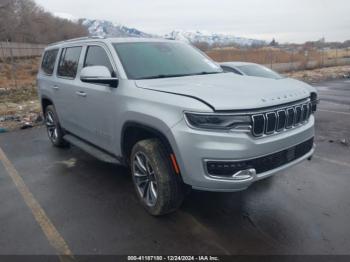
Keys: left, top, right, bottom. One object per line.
{"left": 41, "top": 96, "right": 54, "bottom": 113}
{"left": 121, "top": 121, "right": 174, "bottom": 162}
{"left": 121, "top": 121, "right": 186, "bottom": 178}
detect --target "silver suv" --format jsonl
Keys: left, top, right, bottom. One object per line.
{"left": 37, "top": 37, "right": 317, "bottom": 215}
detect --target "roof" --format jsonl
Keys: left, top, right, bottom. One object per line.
{"left": 46, "top": 36, "right": 179, "bottom": 49}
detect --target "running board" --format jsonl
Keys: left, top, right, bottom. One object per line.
{"left": 64, "top": 134, "right": 120, "bottom": 164}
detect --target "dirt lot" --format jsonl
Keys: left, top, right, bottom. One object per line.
{"left": 0, "top": 57, "right": 41, "bottom": 131}
{"left": 286, "top": 65, "right": 350, "bottom": 83}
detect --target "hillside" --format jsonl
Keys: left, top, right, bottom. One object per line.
{"left": 0, "top": 0, "right": 87, "bottom": 44}
{"left": 81, "top": 19, "right": 153, "bottom": 38}
{"left": 79, "top": 18, "right": 266, "bottom": 47}
{"left": 165, "top": 30, "right": 266, "bottom": 47}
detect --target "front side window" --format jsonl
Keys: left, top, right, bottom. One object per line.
{"left": 113, "top": 42, "right": 223, "bottom": 80}
{"left": 84, "top": 46, "right": 114, "bottom": 74}
{"left": 41, "top": 49, "right": 58, "bottom": 75}
{"left": 57, "top": 46, "right": 82, "bottom": 78}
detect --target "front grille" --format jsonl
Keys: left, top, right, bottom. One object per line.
{"left": 252, "top": 101, "right": 312, "bottom": 137}
{"left": 206, "top": 138, "right": 314, "bottom": 176}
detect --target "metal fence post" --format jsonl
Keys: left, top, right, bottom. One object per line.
{"left": 270, "top": 49, "right": 273, "bottom": 69}
{"left": 335, "top": 48, "right": 338, "bottom": 66}
{"left": 290, "top": 49, "right": 294, "bottom": 71}
{"left": 7, "top": 40, "right": 18, "bottom": 89}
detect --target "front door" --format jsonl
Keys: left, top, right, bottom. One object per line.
{"left": 73, "top": 44, "right": 118, "bottom": 152}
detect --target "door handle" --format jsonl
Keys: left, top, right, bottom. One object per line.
{"left": 76, "top": 91, "right": 87, "bottom": 97}
{"left": 52, "top": 85, "right": 59, "bottom": 90}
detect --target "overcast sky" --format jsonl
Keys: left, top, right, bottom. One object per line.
{"left": 35, "top": 0, "right": 350, "bottom": 43}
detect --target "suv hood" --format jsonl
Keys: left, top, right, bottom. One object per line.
{"left": 135, "top": 73, "right": 311, "bottom": 111}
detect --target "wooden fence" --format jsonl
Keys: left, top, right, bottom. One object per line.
{"left": 0, "top": 42, "right": 45, "bottom": 59}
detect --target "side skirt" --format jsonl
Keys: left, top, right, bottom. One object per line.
{"left": 63, "top": 134, "right": 124, "bottom": 165}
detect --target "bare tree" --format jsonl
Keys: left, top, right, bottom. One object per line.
{"left": 0, "top": 0, "right": 88, "bottom": 44}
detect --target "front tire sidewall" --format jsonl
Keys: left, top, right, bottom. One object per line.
{"left": 131, "top": 139, "right": 184, "bottom": 216}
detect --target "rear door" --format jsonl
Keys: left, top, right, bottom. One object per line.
{"left": 54, "top": 46, "right": 83, "bottom": 134}
{"left": 38, "top": 48, "right": 59, "bottom": 107}
{"left": 74, "top": 44, "right": 118, "bottom": 152}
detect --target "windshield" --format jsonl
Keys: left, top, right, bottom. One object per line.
{"left": 113, "top": 42, "right": 223, "bottom": 80}
{"left": 237, "top": 64, "right": 283, "bottom": 79}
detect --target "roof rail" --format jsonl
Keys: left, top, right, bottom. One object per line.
{"left": 48, "top": 35, "right": 105, "bottom": 46}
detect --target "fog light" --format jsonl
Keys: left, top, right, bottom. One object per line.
{"left": 231, "top": 168, "right": 256, "bottom": 181}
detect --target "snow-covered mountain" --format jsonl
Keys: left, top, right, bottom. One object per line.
{"left": 54, "top": 12, "right": 77, "bottom": 22}
{"left": 165, "top": 30, "right": 266, "bottom": 47}
{"left": 80, "top": 18, "right": 266, "bottom": 47}
{"left": 81, "top": 19, "right": 153, "bottom": 38}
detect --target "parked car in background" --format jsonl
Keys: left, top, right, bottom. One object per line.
{"left": 37, "top": 37, "right": 318, "bottom": 216}
{"left": 220, "top": 62, "right": 284, "bottom": 79}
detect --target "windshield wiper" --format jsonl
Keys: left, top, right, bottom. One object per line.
{"left": 192, "top": 71, "right": 223, "bottom": 76}
{"left": 136, "top": 71, "right": 223, "bottom": 80}
{"left": 136, "top": 73, "right": 194, "bottom": 80}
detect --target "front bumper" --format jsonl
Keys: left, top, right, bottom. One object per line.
{"left": 168, "top": 115, "right": 315, "bottom": 192}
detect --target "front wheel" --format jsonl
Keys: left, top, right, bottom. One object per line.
{"left": 131, "top": 138, "right": 185, "bottom": 216}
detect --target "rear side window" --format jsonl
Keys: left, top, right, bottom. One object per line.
{"left": 57, "top": 47, "right": 82, "bottom": 78}
{"left": 84, "top": 46, "right": 113, "bottom": 74}
{"left": 41, "top": 49, "right": 58, "bottom": 75}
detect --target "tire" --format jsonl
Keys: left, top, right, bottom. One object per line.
{"left": 130, "top": 138, "right": 185, "bottom": 216}
{"left": 44, "top": 105, "right": 68, "bottom": 147}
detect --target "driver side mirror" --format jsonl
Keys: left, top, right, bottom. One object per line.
{"left": 80, "top": 66, "right": 119, "bottom": 88}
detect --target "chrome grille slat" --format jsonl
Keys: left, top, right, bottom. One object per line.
{"left": 286, "top": 107, "right": 295, "bottom": 128}
{"left": 276, "top": 110, "right": 286, "bottom": 131}
{"left": 252, "top": 114, "right": 265, "bottom": 137}
{"left": 251, "top": 102, "right": 312, "bottom": 137}
{"left": 265, "top": 112, "right": 277, "bottom": 134}
{"left": 295, "top": 106, "right": 302, "bottom": 125}
{"left": 301, "top": 104, "right": 308, "bottom": 122}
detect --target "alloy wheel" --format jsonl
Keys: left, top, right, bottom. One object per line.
{"left": 45, "top": 111, "right": 58, "bottom": 143}
{"left": 133, "top": 152, "right": 158, "bottom": 206}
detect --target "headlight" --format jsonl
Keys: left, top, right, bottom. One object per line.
{"left": 184, "top": 113, "right": 251, "bottom": 130}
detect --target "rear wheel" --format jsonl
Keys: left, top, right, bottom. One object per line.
{"left": 45, "top": 105, "right": 67, "bottom": 147}
{"left": 131, "top": 138, "right": 185, "bottom": 216}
